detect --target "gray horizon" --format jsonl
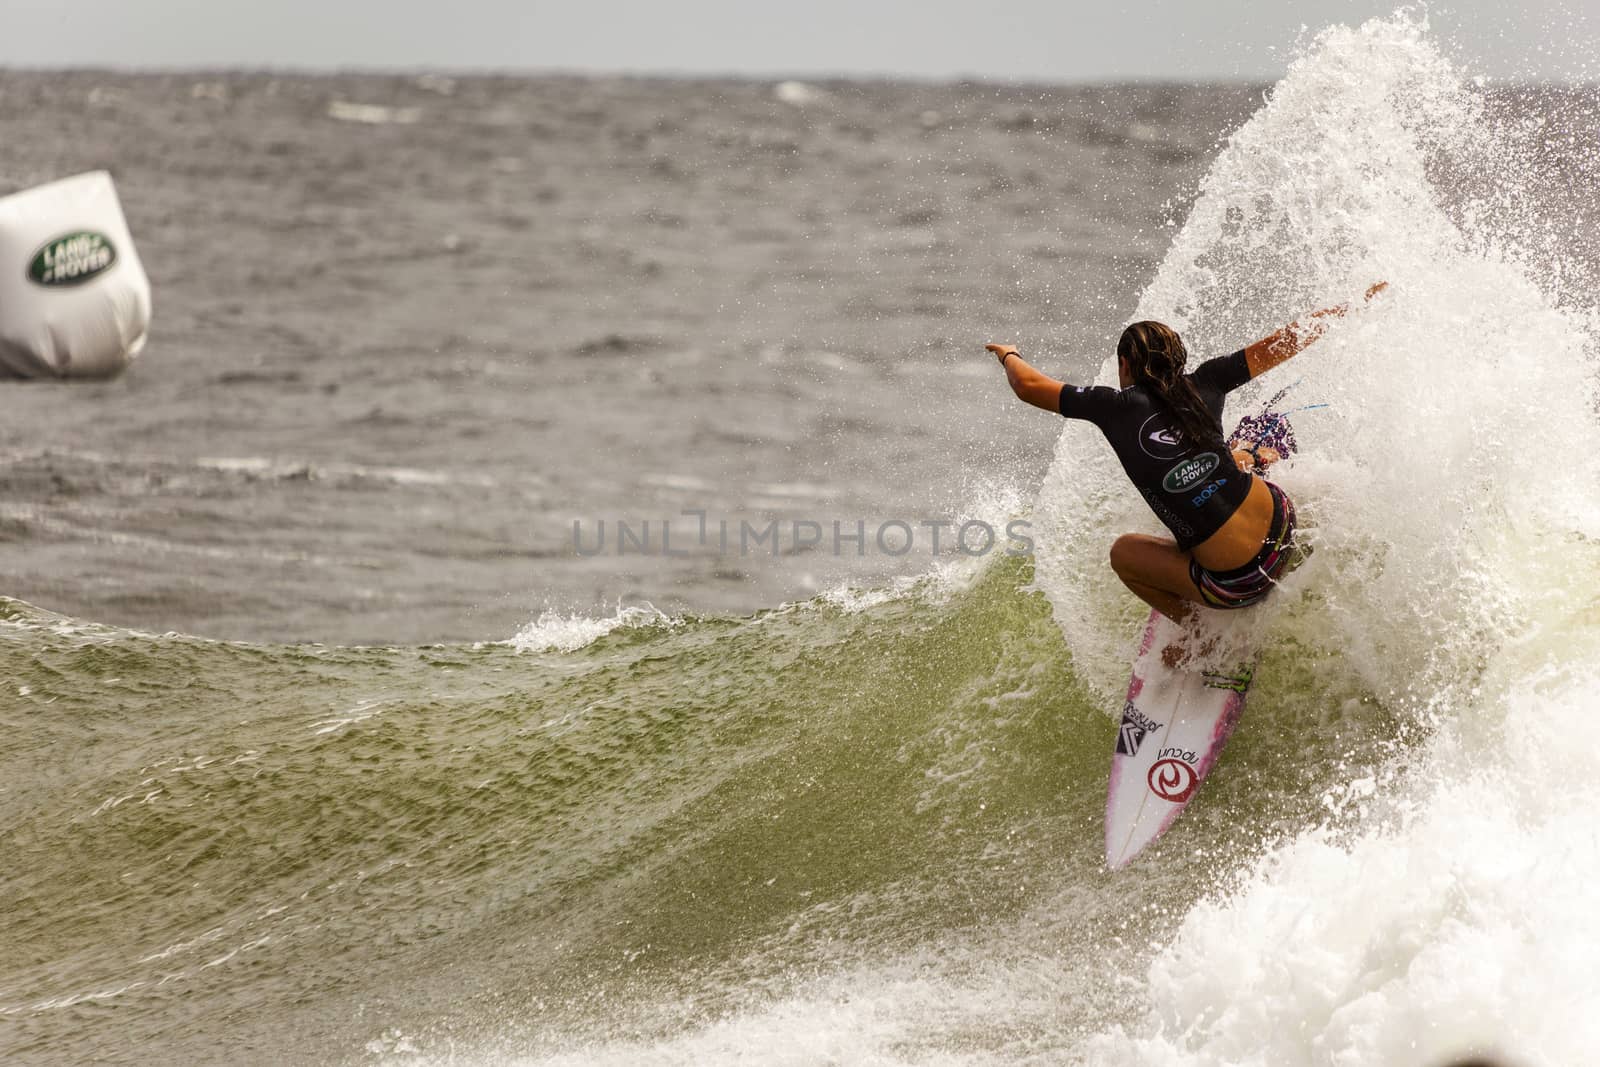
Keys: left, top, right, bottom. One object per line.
{"left": 0, "top": 1, "right": 1593, "bottom": 83}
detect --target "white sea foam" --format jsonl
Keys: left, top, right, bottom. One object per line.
{"left": 1095, "top": 654, "right": 1600, "bottom": 1066}
{"left": 774, "top": 81, "right": 824, "bottom": 107}
{"left": 398, "top": 944, "right": 1091, "bottom": 1067}
{"left": 1034, "top": 11, "right": 1600, "bottom": 715}
{"left": 1027, "top": 12, "right": 1600, "bottom": 1066}
{"left": 507, "top": 604, "right": 674, "bottom": 653}
{"left": 307, "top": 697, "right": 392, "bottom": 735}
{"left": 195, "top": 455, "right": 500, "bottom": 488}
{"left": 327, "top": 100, "right": 422, "bottom": 125}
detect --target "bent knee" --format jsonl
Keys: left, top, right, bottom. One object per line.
{"left": 1108, "top": 534, "right": 1144, "bottom": 575}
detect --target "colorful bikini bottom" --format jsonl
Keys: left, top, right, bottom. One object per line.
{"left": 1188, "top": 481, "right": 1298, "bottom": 610}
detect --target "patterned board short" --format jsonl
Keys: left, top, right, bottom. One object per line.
{"left": 1188, "top": 481, "right": 1297, "bottom": 610}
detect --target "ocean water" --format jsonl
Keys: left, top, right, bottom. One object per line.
{"left": 0, "top": 61, "right": 1253, "bottom": 645}
{"left": 5, "top": 12, "right": 1600, "bottom": 1066}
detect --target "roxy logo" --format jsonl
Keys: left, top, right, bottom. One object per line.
{"left": 28, "top": 231, "right": 117, "bottom": 287}
{"left": 1162, "top": 452, "right": 1220, "bottom": 493}
{"left": 1147, "top": 758, "right": 1199, "bottom": 803}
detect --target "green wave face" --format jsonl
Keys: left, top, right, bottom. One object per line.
{"left": 0, "top": 560, "right": 1397, "bottom": 1062}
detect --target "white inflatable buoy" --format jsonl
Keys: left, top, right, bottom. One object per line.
{"left": 0, "top": 171, "right": 152, "bottom": 380}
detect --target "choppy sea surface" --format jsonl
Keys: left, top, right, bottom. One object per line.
{"left": 5, "top": 13, "right": 1600, "bottom": 1066}
{"left": 0, "top": 56, "right": 1258, "bottom": 645}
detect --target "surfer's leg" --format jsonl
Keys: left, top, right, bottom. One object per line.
{"left": 1122, "top": 579, "right": 1193, "bottom": 622}
{"left": 1109, "top": 533, "right": 1207, "bottom": 621}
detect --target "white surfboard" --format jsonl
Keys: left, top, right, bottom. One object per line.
{"left": 1105, "top": 608, "right": 1255, "bottom": 869}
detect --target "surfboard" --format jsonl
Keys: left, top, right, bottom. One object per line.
{"left": 1104, "top": 608, "right": 1255, "bottom": 869}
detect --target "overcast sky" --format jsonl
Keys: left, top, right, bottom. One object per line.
{"left": 0, "top": 1, "right": 1592, "bottom": 81}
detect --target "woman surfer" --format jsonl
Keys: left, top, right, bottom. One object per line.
{"left": 987, "top": 283, "right": 1384, "bottom": 623}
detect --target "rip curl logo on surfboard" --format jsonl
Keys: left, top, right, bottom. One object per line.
{"left": 1147, "top": 758, "right": 1199, "bottom": 802}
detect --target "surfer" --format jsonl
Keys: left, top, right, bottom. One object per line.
{"left": 986, "top": 283, "right": 1384, "bottom": 622}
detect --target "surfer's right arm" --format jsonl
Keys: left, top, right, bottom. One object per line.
{"left": 1244, "top": 281, "right": 1388, "bottom": 378}
{"left": 985, "top": 343, "right": 1068, "bottom": 412}
{"left": 1230, "top": 443, "right": 1281, "bottom": 473}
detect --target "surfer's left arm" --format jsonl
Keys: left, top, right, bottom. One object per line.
{"left": 986, "top": 343, "right": 1066, "bottom": 412}
{"left": 1244, "top": 281, "right": 1388, "bottom": 378}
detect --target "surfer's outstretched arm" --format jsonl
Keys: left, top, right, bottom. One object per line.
{"left": 985, "top": 343, "right": 1066, "bottom": 412}
{"left": 1244, "top": 281, "right": 1387, "bottom": 378}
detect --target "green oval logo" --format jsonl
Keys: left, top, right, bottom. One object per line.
{"left": 1162, "top": 451, "right": 1220, "bottom": 493}
{"left": 28, "top": 231, "right": 118, "bottom": 287}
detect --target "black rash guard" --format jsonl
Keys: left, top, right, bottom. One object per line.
{"left": 1057, "top": 349, "right": 1254, "bottom": 550}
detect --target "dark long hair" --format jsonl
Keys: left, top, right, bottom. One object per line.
{"left": 1117, "top": 321, "right": 1226, "bottom": 453}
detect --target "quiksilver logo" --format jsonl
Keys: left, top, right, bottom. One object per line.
{"left": 1163, "top": 452, "right": 1220, "bottom": 493}
{"left": 1137, "top": 413, "right": 1187, "bottom": 460}
{"left": 28, "top": 231, "right": 117, "bottom": 287}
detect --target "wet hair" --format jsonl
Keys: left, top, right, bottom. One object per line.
{"left": 1117, "top": 321, "right": 1227, "bottom": 453}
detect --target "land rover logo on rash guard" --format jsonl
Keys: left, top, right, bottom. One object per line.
{"left": 1163, "top": 452, "right": 1220, "bottom": 493}
{"left": 28, "top": 231, "right": 117, "bottom": 287}
{"left": 1137, "top": 413, "right": 1187, "bottom": 460}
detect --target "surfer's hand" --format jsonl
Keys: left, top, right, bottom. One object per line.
{"left": 1364, "top": 281, "right": 1388, "bottom": 302}
{"left": 985, "top": 343, "right": 1019, "bottom": 365}
{"left": 1232, "top": 445, "right": 1281, "bottom": 471}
